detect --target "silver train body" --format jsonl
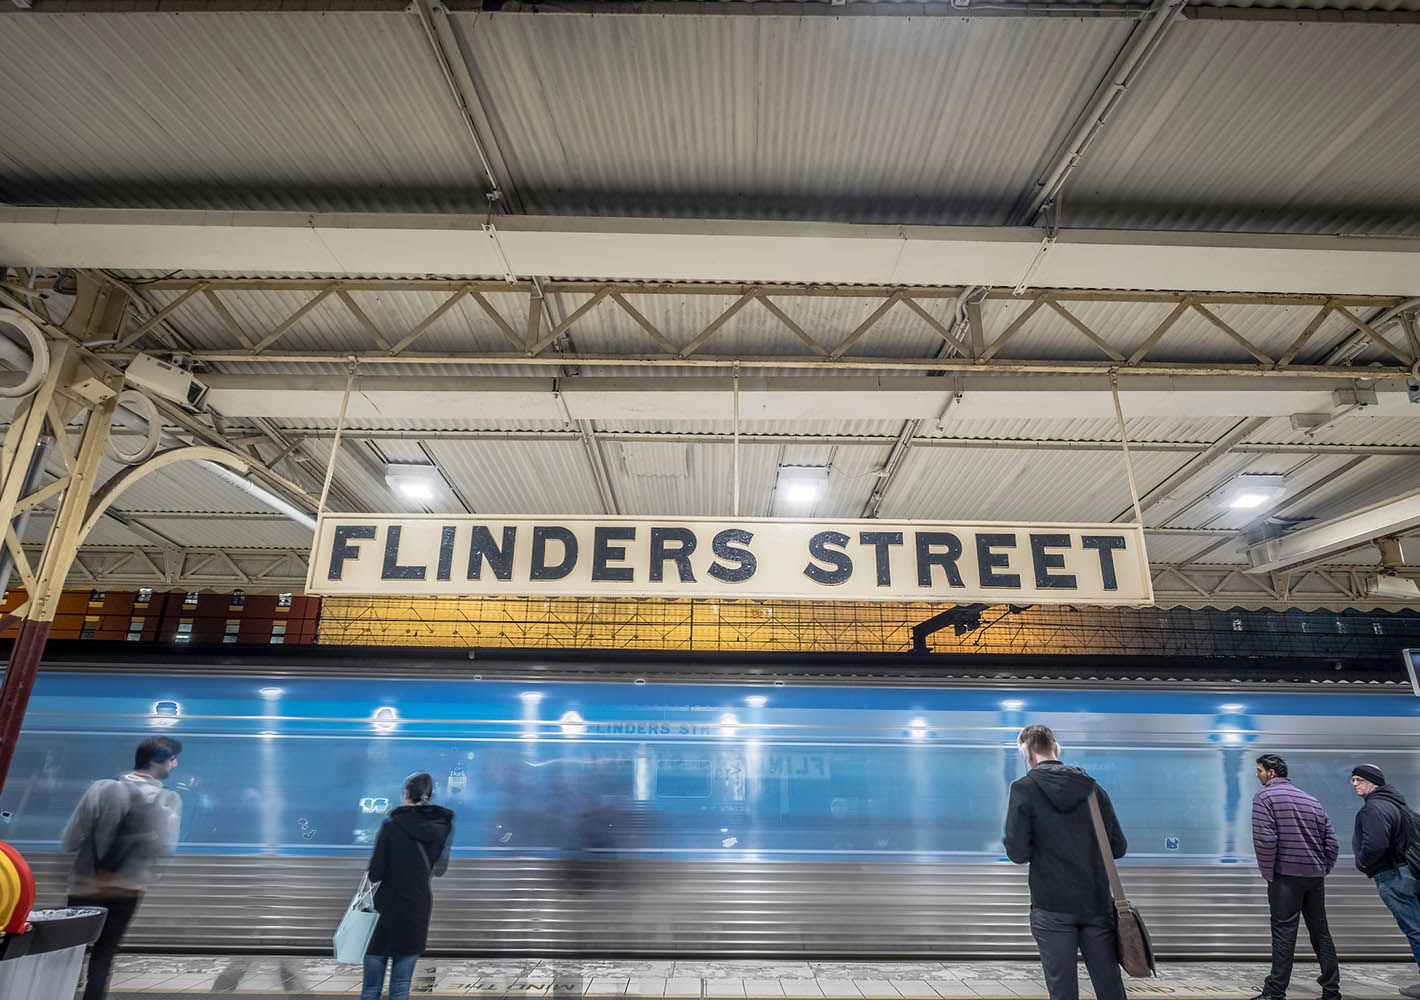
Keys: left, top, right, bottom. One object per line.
{"left": 7, "top": 669, "right": 1419, "bottom": 958}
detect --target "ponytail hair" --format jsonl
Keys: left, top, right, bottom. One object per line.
{"left": 404, "top": 771, "right": 434, "bottom": 805}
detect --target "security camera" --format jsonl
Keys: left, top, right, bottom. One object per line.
{"left": 123, "top": 353, "right": 209, "bottom": 410}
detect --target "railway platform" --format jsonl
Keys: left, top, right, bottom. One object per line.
{"left": 86, "top": 955, "right": 1420, "bottom": 999}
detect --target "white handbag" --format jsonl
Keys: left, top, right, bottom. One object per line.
{"left": 332, "top": 874, "right": 380, "bottom": 963}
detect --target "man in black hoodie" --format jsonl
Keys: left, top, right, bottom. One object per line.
{"left": 1005, "top": 724, "right": 1128, "bottom": 1000}
{"left": 1351, "top": 763, "right": 1420, "bottom": 1000}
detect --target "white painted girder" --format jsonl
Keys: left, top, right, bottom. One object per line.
{"left": 200, "top": 372, "right": 1420, "bottom": 421}
{"left": 1246, "top": 486, "right": 1420, "bottom": 574}
{"left": 5, "top": 208, "right": 1420, "bottom": 294}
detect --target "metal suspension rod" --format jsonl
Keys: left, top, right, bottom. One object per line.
{"left": 318, "top": 361, "right": 358, "bottom": 515}
{"left": 1111, "top": 371, "right": 1145, "bottom": 525}
{"left": 732, "top": 363, "right": 741, "bottom": 517}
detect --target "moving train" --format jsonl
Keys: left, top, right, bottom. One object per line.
{"left": 2, "top": 667, "right": 1417, "bottom": 957}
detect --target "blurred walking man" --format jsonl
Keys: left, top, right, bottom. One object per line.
{"left": 62, "top": 736, "right": 183, "bottom": 1000}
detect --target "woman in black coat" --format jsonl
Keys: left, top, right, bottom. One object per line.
{"left": 361, "top": 772, "right": 454, "bottom": 1000}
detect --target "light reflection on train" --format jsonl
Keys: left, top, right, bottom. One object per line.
{"left": 2, "top": 673, "right": 1418, "bottom": 869}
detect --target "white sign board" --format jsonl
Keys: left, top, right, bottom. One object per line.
{"left": 307, "top": 515, "right": 1153, "bottom": 606}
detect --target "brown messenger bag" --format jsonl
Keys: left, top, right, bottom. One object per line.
{"left": 1087, "top": 790, "right": 1156, "bottom": 978}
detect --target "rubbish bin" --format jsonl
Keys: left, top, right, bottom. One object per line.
{"left": 0, "top": 906, "right": 107, "bottom": 1000}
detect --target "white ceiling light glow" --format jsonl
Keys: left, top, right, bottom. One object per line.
{"left": 774, "top": 466, "right": 829, "bottom": 516}
{"left": 1221, "top": 474, "right": 1286, "bottom": 512}
{"left": 384, "top": 463, "right": 441, "bottom": 504}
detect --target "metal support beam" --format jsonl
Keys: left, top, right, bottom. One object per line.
{"left": 408, "top": 0, "right": 521, "bottom": 212}
{"left": 1246, "top": 486, "right": 1420, "bottom": 574}
{"left": 192, "top": 372, "right": 1420, "bottom": 422}
{"left": 8, "top": 209, "right": 1420, "bottom": 296}
{"left": 1011, "top": 0, "right": 1187, "bottom": 225}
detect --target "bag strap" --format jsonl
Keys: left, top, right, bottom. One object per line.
{"left": 1087, "top": 789, "right": 1127, "bottom": 905}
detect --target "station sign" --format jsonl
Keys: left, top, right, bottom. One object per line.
{"left": 306, "top": 515, "right": 1153, "bottom": 605}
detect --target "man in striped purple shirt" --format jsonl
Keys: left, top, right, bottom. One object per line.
{"left": 1250, "top": 753, "right": 1343, "bottom": 1000}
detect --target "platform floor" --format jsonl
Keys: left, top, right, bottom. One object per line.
{"left": 95, "top": 956, "right": 1420, "bottom": 998}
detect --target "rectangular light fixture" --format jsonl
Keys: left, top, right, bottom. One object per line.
{"left": 385, "top": 463, "right": 442, "bottom": 503}
{"left": 1220, "top": 474, "right": 1286, "bottom": 512}
{"left": 773, "top": 465, "right": 829, "bottom": 516}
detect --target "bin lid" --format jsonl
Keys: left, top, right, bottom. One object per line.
{"left": 0, "top": 907, "right": 109, "bottom": 958}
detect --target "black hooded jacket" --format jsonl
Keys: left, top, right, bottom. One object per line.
{"left": 1353, "top": 784, "right": 1409, "bottom": 878}
{"left": 1004, "top": 761, "right": 1127, "bottom": 915}
{"left": 367, "top": 804, "right": 454, "bottom": 957}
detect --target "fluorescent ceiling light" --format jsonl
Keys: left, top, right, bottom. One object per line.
{"left": 783, "top": 482, "right": 820, "bottom": 504}
{"left": 394, "top": 480, "right": 434, "bottom": 500}
{"left": 385, "top": 462, "right": 441, "bottom": 504}
{"left": 1220, "top": 474, "right": 1285, "bottom": 512}
{"left": 774, "top": 466, "right": 830, "bottom": 515}
{"left": 1229, "top": 492, "right": 1272, "bottom": 509}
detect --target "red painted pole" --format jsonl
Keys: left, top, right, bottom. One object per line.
{"left": 0, "top": 618, "right": 53, "bottom": 793}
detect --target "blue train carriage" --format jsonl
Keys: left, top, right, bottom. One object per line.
{"left": 2, "top": 674, "right": 1418, "bottom": 867}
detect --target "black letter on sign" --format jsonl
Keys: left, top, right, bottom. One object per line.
{"left": 859, "top": 531, "right": 904, "bottom": 587}
{"left": 468, "top": 525, "right": 517, "bottom": 581}
{"left": 592, "top": 526, "right": 637, "bottom": 582}
{"left": 530, "top": 526, "right": 578, "bottom": 581}
{"left": 437, "top": 526, "right": 457, "bottom": 581}
{"left": 1030, "top": 533, "right": 1077, "bottom": 590}
{"left": 804, "top": 531, "right": 853, "bottom": 586}
{"left": 1082, "top": 535, "right": 1127, "bottom": 591}
{"left": 915, "top": 532, "right": 964, "bottom": 588}
{"left": 708, "top": 529, "right": 756, "bottom": 583}
{"left": 328, "top": 524, "right": 375, "bottom": 581}
{"left": 976, "top": 533, "right": 1020, "bottom": 589}
{"left": 650, "top": 527, "right": 697, "bottom": 583}
{"left": 382, "top": 525, "right": 427, "bottom": 580}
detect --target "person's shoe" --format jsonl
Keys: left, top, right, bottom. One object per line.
{"left": 1397, "top": 985, "right": 1420, "bottom": 999}
{"left": 1248, "top": 993, "right": 1284, "bottom": 1000}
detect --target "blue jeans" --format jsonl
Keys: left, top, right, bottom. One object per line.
{"left": 1375, "top": 866, "right": 1420, "bottom": 970}
{"left": 362, "top": 953, "right": 418, "bottom": 1000}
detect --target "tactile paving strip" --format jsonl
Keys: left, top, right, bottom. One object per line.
{"left": 98, "top": 956, "right": 1420, "bottom": 998}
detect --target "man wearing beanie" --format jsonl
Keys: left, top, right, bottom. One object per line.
{"left": 1352, "top": 764, "right": 1420, "bottom": 999}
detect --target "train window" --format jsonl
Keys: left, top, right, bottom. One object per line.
{"left": 126, "top": 618, "right": 143, "bottom": 641}
{"left": 174, "top": 621, "right": 193, "bottom": 642}
{"left": 183, "top": 591, "right": 198, "bottom": 607}
{"left": 137, "top": 587, "right": 153, "bottom": 604}
{"left": 277, "top": 592, "right": 293, "bottom": 608}
{"left": 270, "top": 622, "right": 287, "bottom": 645}
{"left": 79, "top": 616, "right": 99, "bottom": 640}
{"left": 656, "top": 757, "right": 710, "bottom": 797}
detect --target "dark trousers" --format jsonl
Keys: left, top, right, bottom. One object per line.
{"left": 68, "top": 892, "right": 142, "bottom": 1000}
{"left": 1263, "top": 875, "right": 1342, "bottom": 1000}
{"left": 1030, "top": 908, "right": 1127, "bottom": 1000}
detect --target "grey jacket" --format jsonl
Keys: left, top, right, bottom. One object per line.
{"left": 61, "top": 774, "right": 181, "bottom": 896}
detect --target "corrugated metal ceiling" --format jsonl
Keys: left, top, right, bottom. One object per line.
{"left": 0, "top": 13, "right": 485, "bottom": 212}
{"left": 1064, "top": 22, "right": 1420, "bottom": 235}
